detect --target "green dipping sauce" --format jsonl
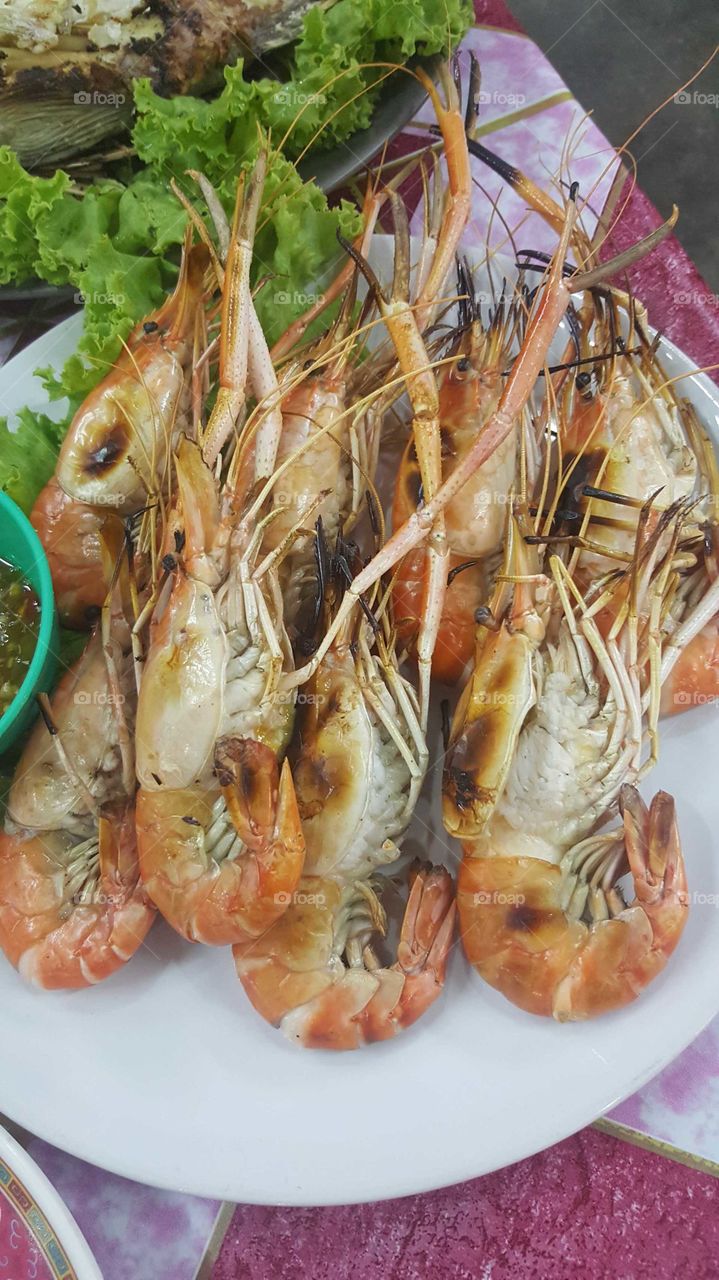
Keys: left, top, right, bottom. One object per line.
{"left": 0, "top": 555, "right": 41, "bottom": 718}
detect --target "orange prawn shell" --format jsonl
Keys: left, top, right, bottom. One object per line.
{"left": 0, "top": 806, "right": 154, "bottom": 990}
{"left": 136, "top": 765, "right": 305, "bottom": 946}
{"left": 55, "top": 244, "right": 208, "bottom": 514}
{"left": 263, "top": 368, "right": 350, "bottom": 554}
{"left": 458, "top": 854, "right": 586, "bottom": 1017}
{"left": 391, "top": 354, "right": 511, "bottom": 685}
{"left": 660, "top": 618, "right": 719, "bottom": 716}
{"left": 457, "top": 786, "right": 690, "bottom": 1021}
{"left": 392, "top": 446, "right": 483, "bottom": 685}
{"left": 234, "top": 866, "right": 457, "bottom": 1050}
{"left": 30, "top": 477, "right": 118, "bottom": 629}
{"left": 234, "top": 877, "right": 343, "bottom": 1025}
{"left": 443, "top": 624, "right": 535, "bottom": 840}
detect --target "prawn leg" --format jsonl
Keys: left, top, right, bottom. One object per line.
{"left": 135, "top": 753, "right": 305, "bottom": 947}
{"left": 201, "top": 150, "right": 267, "bottom": 467}
{"left": 458, "top": 785, "right": 688, "bottom": 1021}
{"left": 234, "top": 863, "right": 455, "bottom": 1050}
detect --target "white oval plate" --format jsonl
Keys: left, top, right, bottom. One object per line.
{"left": 1, "top": 246, "right": 719, "bottom": 1205}
{"left": 0, "top": 1122, "right": 101, "bottom": 1278}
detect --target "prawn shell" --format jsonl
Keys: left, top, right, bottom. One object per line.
{"left": 135, "top": 571, "right": 227, "bottom": 791}
{"left": 7, "top": 633, "right": 123, "bottom": 833}
{"left": 0, "top": 807, "right": 154, "bottom": 990}
{"left": 136, "top": 775, "right": 305, "bottom": 946}
{"left": 392, "top": 544, "right": 483, "bottom": 685}
{"left": 235, "top": 865, "right": 456, "bottom": 1049}
{"left": 390, "top": 361, "right": 513, "bottom": 684}
{"left": 56, "top": 342, "right": 188, "bottom": 514}
{"left": 291, "top": 649, "right": 374, "bottom": 874}
{"left": 443, "top": 625, "right": 535, "bottom": 839}
{"left": 55, "top": 244, "right": 207, "bottom": 514}
{"left": 660, "top": 618, "right": 719, "bottom": 716}
{"left": 458, "top": 853, "right": 586, "bottom": 1017}
{"left": 233, "top": 877, "right": 343, "bottom": 1024}
{"left": 30, "top": 477, "right": 113, "bottom": 629}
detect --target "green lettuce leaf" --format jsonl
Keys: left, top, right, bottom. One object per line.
{"left": 0, "top": 407, "right": 70, "bottom": 514}
{"left": 0, "top": 150, "right": 68, "bottom": 284}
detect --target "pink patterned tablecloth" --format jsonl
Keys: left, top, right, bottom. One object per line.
{"left": 4, "top": 1, "right": 719, "bottom": 1277}
{"left": 210, "top": 1127, "right": 719, "bottom": 1280}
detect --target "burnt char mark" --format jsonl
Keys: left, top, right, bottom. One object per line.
{"left": 83, "top": 421, "right": 129, "bottom": 477}
{"left": 439, "top": 426, "right": 457, "bottom": 461}
{"left": 213, "top": 738, "right": 277, "bottom": 811}
{"left": 181, "top": 7, "right": 204, "bottom": 35}
{"left": 405, "top": 464, "right": 423, "bottom": 508}
{"left": 444, "top": 767, "right": 493, "bottom": 813}
{"left": 10, "top": 64, "right": 125, "bottom": 95}
{"left": 506, "top": 903, "right": 542, "bottom": 932}
{"left": 557, "top": 449, "right": 603, "bottom": 529}
{"left": 240, "top": 762, "right": 257, "bottom": 804}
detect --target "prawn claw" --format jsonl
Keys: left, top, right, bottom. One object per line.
{"left": 137, "top": 751, "right": 305, "bottom": 946}
{"left": 214, "top": 736, "right": 299, "bottom": 855}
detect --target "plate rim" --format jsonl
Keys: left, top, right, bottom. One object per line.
{"left": 0, "top": 1123, "right": 102, "bottom": 1277}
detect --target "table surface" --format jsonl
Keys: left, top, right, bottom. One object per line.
{"left": 1, "top": 2, "right": 719, "bottom": 1277}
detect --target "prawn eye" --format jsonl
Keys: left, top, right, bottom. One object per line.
{"left": 454, "top": 356, "right": 471, "bottom": 380}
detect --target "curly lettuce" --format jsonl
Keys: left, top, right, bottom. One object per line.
{"left": 0, "top": 408, "right": 68, "bottom": 513}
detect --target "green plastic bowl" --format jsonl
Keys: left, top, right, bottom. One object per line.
{"left": 0, "top": 491, "right": 59, "bottom": 754}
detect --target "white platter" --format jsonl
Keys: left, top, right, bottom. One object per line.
{"left": 1, "top": 248, "right": 719, "bottom": 1205}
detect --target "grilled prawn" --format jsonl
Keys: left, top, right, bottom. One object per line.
{"left": 445, "top": 507, "right": 693, "bottom": 1020}
{"left": 0, "top": 536, "right": 154, "bottom": 989}
{"left": 392, "top": 266, "right": 530, "bottom": 684}
{"left": 31, "top": 237, "right": 208, "bottom": 626}
{"left": 234, "top": 539, "right": 454, "bottom": 1049}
